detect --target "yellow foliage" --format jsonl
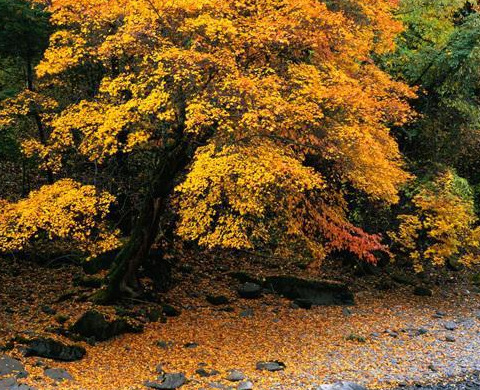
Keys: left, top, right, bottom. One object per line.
{"left": 6, "top": 0, "right": 416, "bottom": 262}
{"left": 390, "top": 170, "right": 480, "bottom": 270}
{"left": 175, "top": 142, "right": 325, "bottom": 254}
{"left": 0, "top": 179, "right": 120, "bottom": 257}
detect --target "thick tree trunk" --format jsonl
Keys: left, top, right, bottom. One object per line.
{"left": 97, "top": 137, "right": 194, "bottom": 303}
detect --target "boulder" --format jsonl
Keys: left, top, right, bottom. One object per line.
{"left": 265, "top": 276, "right": 354, "bottom": 305}
{"left": 238, "top": 283, "right": 262, "bottom": 299}
{"left": 70, "top": 310, "right": 142, "bottom": 341}
{"left": 25, "top": 338, "right": 85, "bottom": 361}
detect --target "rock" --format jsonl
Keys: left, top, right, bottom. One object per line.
{"left": 446, "top": 335, "right": 456, "bottom": 342}
{"left": 0, "top": 355, "right": 25, "bottom": 376}
{"left": 237, "top": 381, "right": 253, "bottom": 390}
{"left": 196, "top": 368, "right": 219, "bottom": 378}
{"left": 162, "top": 305, "right": 181, "bottom": 317}
{"left": 25, "top": 338, "right": 85, "bottom": 361}
{"left": 146, "top": 308, "right": 163, "bottom": 323}
{"left": 184, "top": 342, "right": 198, "bottom": 349}
{"left": 0, "top": 377, "right": 18, "bottom": 390}
{"left": 385, "top": 329, "right": 399, "bottom": 338}
{"left": 346, "top": 333, "right": 366, "bottom": 343}
{"left": 206, "top": 296, "right": 230, "bottom": 306}
{"left": 294, "top": 299, "right": 312, "bottom": 309}
{"left": 413, "top": 286, "right": 433, "bottom": 297}
{"left": 0, "top": 342, "right": 14, "bottom": 353}
{"left": 208, "top": 382, "right": 232, "bottom": 389}
{"left": 40, "top": 305, "right": 56, "bottom": 315}
{"left": 55, "top": 314, "right": 69, "bottom": 324}
{"left": 70, "top": 310, "right": 142, "bottom": 341}
{"left": 239, "top": 308, "right": 254, "bottom": 318}
{"left": 156, "top": 341, "right": 173, "bottom": 349}
{"left": 44, "top": 368, "right": 73, "bottom": 381}
{"left": 444, "top": 321, "right": 458, "bottom": 331}
{"left": 316, "top": 382, "right": 366, "bottom": 390}
{"left": 433, "top": 311, "right": 446, "bottom": 318}
{"left": 416, "top": 328, "right": 428, "bottom": 336}
{"left": 255, "top": 361, "right": 285, "bottom": 372}
{"left": 145, "top": 373, "right": 186, "bottom": 389}
{"left": 238, "top": 283, "right": 262, "bottom": 299}
{"left": 265, "top": 276, "right": 354, "bottom": 306}
{"left": 226, "top": 370, "right": 246, "bottom": 382}
{"left": 218, "top": 307, "right": 235, "bottom": 313}
{"left": 342, "top": 308, "right": 352, "bottom": 316}
{"left": 391, "top": 273, "right": 415, "bottom": 286}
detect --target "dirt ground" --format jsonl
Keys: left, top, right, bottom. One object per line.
{"left": 1, "top": 256, "right": 480, "bottom": 390}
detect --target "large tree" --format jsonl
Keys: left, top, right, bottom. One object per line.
{"left": 1, "top": 0, "right": 414, "bottom": 301}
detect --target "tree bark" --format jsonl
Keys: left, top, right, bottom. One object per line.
{"left": 26, "top": 57, "right": 54, "bottom": 184}
{"left": 96, "top": 138, "right": 194, "bottom": 303}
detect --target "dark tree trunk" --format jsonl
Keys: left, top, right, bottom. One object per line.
{"left": 26, "top": 57, "right": 54, "bottom": 184}
{"left": 97, "top": 138, "right": 194, "bottom": 302}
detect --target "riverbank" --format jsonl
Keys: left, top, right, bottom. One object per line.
{"left": 1, "top": 258, "right": 480, "bottom": 390}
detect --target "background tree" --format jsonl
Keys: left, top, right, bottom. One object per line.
{"left": 386, "top": 0, "right": 480, "bottom": 183}
{"left": 0, "top": 0, "right": 52, "bottom": 194}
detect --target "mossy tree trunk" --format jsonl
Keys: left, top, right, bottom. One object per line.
{"left": 97, "top": 138, "right": 193, "bottom": 303}
{"left": 97, "top": 95, "right": 207, "bottom": 303}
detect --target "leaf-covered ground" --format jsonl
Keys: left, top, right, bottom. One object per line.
{"left": 1, "top": 257, "right": 480, "bottom": 390}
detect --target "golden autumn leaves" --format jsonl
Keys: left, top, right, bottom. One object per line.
{"left": 390, "top": 170, "right": 480, "bottom": 271}
{"left": 0, "top": 0, "right": 465, "bottom": 267}
{"left": 0, "top": 179, "right": 119, "bottom": 256}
